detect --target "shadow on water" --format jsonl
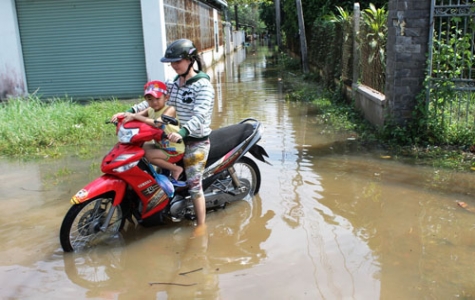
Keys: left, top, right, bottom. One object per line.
{"left": 61, "top": 195, "right": 274, "bottom": 299}
{"left": 2, "top": 41, "right": 475, "bottom": 299}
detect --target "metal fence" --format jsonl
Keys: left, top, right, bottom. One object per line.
{"left": 305, "top": 7, "right": 385, "bottom": 94}
{"left": 359, "top": 23, "right": 385, "bottom": 93}
{"left": 427, "top": 0, "right": 475, "bottom": 126}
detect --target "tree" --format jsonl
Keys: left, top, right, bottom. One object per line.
{"left": 259, "top": 0, "right": 388, "bottom": 47}
{"left": 227, "top": 0, "right": 272, "bottom": 5}
{"left": 296, "top": 0, "right": 308, "bottom": 73}
{"left": 228, "top": 4, "right": 266, "bottom": 34}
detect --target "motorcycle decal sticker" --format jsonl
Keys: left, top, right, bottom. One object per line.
{"left": 146, "top": 189, "right": 167, "bottom": 212}
{"left": 141, "top": 184, "right": 159, "bottom": 197}
{"left": 138, "top": 179, "right": 153, "bottom": 189}
{"left": 70, "top": 189, "right": 88, "bottom": 204}
{"left": 205, "top": 148, "right": 243, "bottom": 177}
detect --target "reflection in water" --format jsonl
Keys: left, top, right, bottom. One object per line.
{"left": 206, "top": 46, "right": 382, "bottom": 298}
{"left": 314, "top": 155, "right": 475, "bottom": 299}
{"left": 62, "top": 196, "right": 273, "bottom": 299}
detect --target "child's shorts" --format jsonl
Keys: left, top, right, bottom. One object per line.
{"left": 161, "top": 150, "right": 184, "bottom": 163}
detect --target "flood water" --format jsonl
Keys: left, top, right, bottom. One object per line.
{"left": 2, "top": 43, "right": 475, "bottom": 299}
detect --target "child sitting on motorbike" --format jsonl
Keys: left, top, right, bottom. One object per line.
{"left": 114, "top": 80, "right": 186, "bottom": 187}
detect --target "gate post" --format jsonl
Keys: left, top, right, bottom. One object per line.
{"left": 385, "top": 0, "right": 431, "bottom": 126}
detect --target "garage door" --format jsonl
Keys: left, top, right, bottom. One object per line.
{"left": 15, "top": 0, "right": 146, "bottom": 100}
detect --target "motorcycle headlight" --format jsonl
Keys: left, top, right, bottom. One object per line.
{"left": 113, "top": 160, "right": 139, "bottom": 172}
{"left": 118, "top": 126, "right": 139, "bottom": 143}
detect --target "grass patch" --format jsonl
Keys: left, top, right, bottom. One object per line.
{"left": 0, "top": 96, "right": 130, "bottom": 159}
{"left": 277, "top": 53, "right": 475, "bottom": 171}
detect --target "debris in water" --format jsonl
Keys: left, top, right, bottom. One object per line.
{"left": 457, "top": 201, "right": 475, "bottom": 213}
{"left": 179, "top": 268, "right": 203, "bottom": 276}
{"left": 149, "top": 282, "right": 197, "bottom": 287}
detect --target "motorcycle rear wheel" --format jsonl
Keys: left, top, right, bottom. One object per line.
{"left": 234, "top": 156, "right": 261, "bottom": 200}
{"left": 60, "top": 197, "right": 124, "bottom": 252}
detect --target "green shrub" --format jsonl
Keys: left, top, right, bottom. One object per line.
{"left": 0, "top": 96, "right": 130, "bottom": 158}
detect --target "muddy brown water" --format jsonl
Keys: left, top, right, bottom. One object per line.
{"left": 2, "top": 44, "right": 475, "bottom": 299}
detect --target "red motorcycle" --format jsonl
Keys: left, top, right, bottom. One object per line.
{"left": 59, "top": 116, "right": 270, "bottom": 252}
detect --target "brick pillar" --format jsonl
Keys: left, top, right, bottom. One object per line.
{"left": 385, "top": 0, "right": 431, "bottom": 126}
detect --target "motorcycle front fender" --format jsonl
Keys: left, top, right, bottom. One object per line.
{"left": 70, "top": 174, "right": 126, "bottom": 206}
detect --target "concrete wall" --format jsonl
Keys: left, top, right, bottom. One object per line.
{"left": 385, "top": 0, "right": 430, "bottom": 126}
{"left": 0, "top": 0, "right": 27, "bottom": 99}
{"left": 349, "top": 3, "right": 387, "bottom": 127}
{"left": 232, "top": 30, "right": 246, "bottom": 51}
{"left": 143, "top": 0, "right": 226, "bottom": 82}
{"left": 349, "top": 0, "right": 430, "bottom": 128}
{"left": 353, "top": 84, "right": 387, "bottom": 127}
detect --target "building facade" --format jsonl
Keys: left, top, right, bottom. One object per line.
{"left": 0, "top": 0, "right": 228, "bottom": 100}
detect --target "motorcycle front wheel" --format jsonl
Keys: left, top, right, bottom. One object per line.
{"left": 60, "top": 197, "right": 124, "bottom": 252}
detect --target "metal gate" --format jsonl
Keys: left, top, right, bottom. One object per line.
{"left": 427, "top": 0, "right": 475, "bottom": 127}
{"left": 16, "top": 0, "right": 146, "bottom": 100}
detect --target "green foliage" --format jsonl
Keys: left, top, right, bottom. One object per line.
{"left": 229, "top": 3, "right": 266, "bottom": 33}
{"left": 308, "top": 20, "right": 344, "bottom": 88}
{"left": 258, "top": 2, "right": 275, "bottom": 32}
{"left": 418, "top": 16, "right": 475, "bottom": 147}
{"left": 277, "top": 52, "right": 301, "bottom": 71}
{"left": 227, "top": 0, "right": 272, "bottom": 5}
{"left": 379, "top": 74, "right": 475, "bottom": 150}
{"left": 362, "top": 3, "right": 387, "bottom": 67}
{"left": 0, "top": 96, "right": 130, "bottom": 158}
{"left": 432, "top": 24, "right": 474, "bottom": 79}
{"left": 326, "top": 6, "right": 352, "bottom": 24}
{"left": 258, "top": 0, "right": 388, "bottom": 45}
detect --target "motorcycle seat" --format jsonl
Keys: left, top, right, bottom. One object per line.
{"left": 207, "top": 123, "right": 254, "bottom": 167}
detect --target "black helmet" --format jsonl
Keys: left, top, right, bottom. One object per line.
{"left": 160, "top": 39, "right": 198, "bottom": 63}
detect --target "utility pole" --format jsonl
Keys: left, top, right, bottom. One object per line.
{"left": 295, "top": 0, "right": 309, "bottom": 73}
{"left": 234, "top": 4, "right": 239, "bottom": 31}
{"left": 275, "top": 0, "right": 282, "bottom": 50}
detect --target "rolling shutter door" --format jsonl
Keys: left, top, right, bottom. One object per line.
{"left": 15, "top": 0, "right": 146, "bottom": 100}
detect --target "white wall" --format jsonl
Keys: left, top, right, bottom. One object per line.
{"left": 0, "top": 0, "right": 27, "bottom": 99}
{"left": 225, "top": 23, "right": 232, "bottom": 53}
{"left": 140, "top": 0, "right": 169, "bottom": 82}
{"left": 233, "top": 30, "right": 245, "bottom": 50}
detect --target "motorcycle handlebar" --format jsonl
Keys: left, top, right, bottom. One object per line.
{"left": 107, "top": 114, "right": 178, "bottom": 126}
{"left": 161, "top": 115, "right": 179, "bottom": 126}
{"left": 157, "top": 115, "right": 182, "bottom": 143}
{"left": 107, "top": 115, "right": 182, "bottom": 143}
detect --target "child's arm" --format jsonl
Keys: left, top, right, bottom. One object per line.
{"left": 162, "top": 106, "right": 181, "bottom": 133}
{"left": 162, "top": 106, "right": 177, "bottom": 118}
{"left": 123, "top": 110, "right": 158, "bottom": 127}
{"left": 110, "top": 101, "right": 149, "bottom": 122}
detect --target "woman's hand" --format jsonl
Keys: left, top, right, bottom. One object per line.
{"left": 167, "top": 132, "right": 182, "bottom": 143}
